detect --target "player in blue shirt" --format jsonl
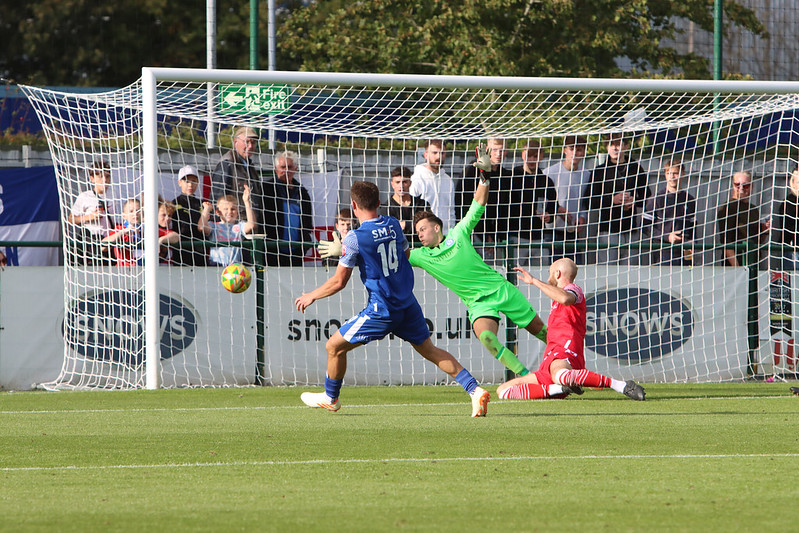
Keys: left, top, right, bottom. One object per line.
{"left": 295, "top": 181, "right": 490, "bottom": 416}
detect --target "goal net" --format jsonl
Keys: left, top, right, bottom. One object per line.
{"left": 21, "top": 70, "right": 799, "bottom": 389}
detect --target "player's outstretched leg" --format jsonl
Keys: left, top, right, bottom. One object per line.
{"left": 478, "top": 330, "right": 529, "bottom": 376}
{"left": 474, "top": 318, "right": 529, "bottom": 376}
{"left": 412, "top": 337, "right": 490, "bottom": 417}
{"left": 496, "top": 373, "right": 575, "bottom": 400}
{"left": 471, "top": 386, "right": 490, "bottom": 417}
{"left": 498, "top": 383, "right": 570, "bottom": 399}
{"left": 300, "top": 332, "right": 355, "bottom": 411}
{"left": 301, "top": 391, "right": 341, "bottom": 411}
{"left": 522, "top": 314, "right": 548, "bottom": 344}
{"left": 553, "top": 365, "right": 646, "bottom": 401}
{"left": 622, "top": 380, "right": 646, "bottom": 401}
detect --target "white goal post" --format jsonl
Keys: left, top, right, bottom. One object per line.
{"left": 22, "top": 68, "right": 799, "bottom": 389}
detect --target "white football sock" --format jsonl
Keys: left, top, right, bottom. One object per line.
{"left": 610, "top": 379, "right": 626, "bottom": 393}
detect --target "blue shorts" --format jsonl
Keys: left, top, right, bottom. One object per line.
{"left": 338, "top": 300, "right": 430, "bottom": 346}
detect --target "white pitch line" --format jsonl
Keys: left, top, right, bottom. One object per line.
{"left": 0, "top": 403, "right": 462, "bottom": 415}
{"left": 3, "top": 453, "right": 799, "bottom": 473}
{"left": 0, "top": 394, "right": 793, "bottom": 416}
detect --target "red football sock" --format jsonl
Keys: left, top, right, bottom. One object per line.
{"left": 499, "top": 383, "right": 548, "bottom": 400}
{"left": 558, "top": 368, "right": 611, "bottom": 389}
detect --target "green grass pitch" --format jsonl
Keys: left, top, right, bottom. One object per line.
{"left": 1, "top": 383, "right": 798, "bottom": 532}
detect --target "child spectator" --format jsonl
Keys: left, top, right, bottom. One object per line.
{"left": 172, "top": 165, "right": 207, "bottom": 266}
{"left": 157, "top": 200, "right": 179, "bottom": 264}
{"left": 384, "top": 166, "right": 429, "bottom": 245}
{"left": 67, "top": 161, "right": 113, "bottom": 265}
{"left": 103, "top": 198, "right": 178, "bottom": 266}
{"left": 334, "top": 208, "right": 354, "bottom": 239}
{"left": 642, "top": 159, "right": 696, "bottom": 265}
{"left": 322, "top": 208, "right": 355, "bottom": 268}
{"left": 198, "top": 186, "right": 256, "bottom": 266}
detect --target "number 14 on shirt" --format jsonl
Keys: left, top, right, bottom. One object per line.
{"left": 376, "top": 240, "right": 399, "bottom": 276}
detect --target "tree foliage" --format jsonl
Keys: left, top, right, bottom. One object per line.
{"left": 279, "top": 0, "right": 765, "bottom": 78}
{"left": 0, "top": 0, "right": 765, "bottom": 86}
{"left": 2, "top": 0, "right": 185, "bottom": 85}
{"left": 0, "top": 0, "right": 282, "bottom": 86}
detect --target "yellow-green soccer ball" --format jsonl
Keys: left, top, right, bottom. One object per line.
{"left": 221, "top": 263, "right": 252, "bottom": 293}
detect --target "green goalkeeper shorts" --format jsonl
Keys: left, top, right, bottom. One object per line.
{"left": 466, "top": 282, "right": 537, "bottom": 328}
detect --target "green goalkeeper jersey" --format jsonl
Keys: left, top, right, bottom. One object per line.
{"left": 409, "top": 200, "right": 509, "bottom": 306}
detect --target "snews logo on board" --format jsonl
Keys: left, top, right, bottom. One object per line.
{"left": 62, "top": 290, "right": 197, "bottom": 364}
{"left": 586, "top": 288, "right": 693, "bottom": 364}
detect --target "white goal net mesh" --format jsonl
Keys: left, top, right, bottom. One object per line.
{"left": 21, "top": 73, "right": 799, "bottom": 389}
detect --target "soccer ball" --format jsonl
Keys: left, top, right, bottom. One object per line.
{"left": 221, "top": 263, "right": 252, "bottom": 293}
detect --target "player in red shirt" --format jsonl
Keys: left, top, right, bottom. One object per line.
{"left": 497, "top": 258, "right": 646, "bottom": 401}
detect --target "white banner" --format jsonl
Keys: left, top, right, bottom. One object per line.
{"left": 0, "top": 265, "right": 759, "bottom": 389}
{"left": 264, "top": 267, "right": 509, "bottom": 385}
{"left": 265, "top": 266, "right": 752, "bottom": 384}
{"left": 0, "top": 221, "right": 60, "bottom": 266}
{"left": 296, "top": 170, "right": 343, "bottom": 229}
{"left": 0, "top": 268, "right": 64, "bottom": 389}
{"left": 517, "top": 266, "right": 751, "bottom": 382}
{"left": 0, "top": 268, "right": 256, "bottom": 390}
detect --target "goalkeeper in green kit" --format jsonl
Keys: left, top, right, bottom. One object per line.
{"left": 319, "top": 144, "right": 549, "bottom": 378}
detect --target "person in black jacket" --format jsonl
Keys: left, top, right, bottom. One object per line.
{"left": 455, "top": 138, "right": 514, "bottom": 263}
{"left": 510, "top": 140, "right": 560, "bottom": 266}
{"left": 383, "top": 166, "right": 429, "bottom": 245}
{"left": 260, "top": 151, "right": 314, "bottom": 266}
{"left": 717, "top": 171, "right": 769, "bottom": 268}
{"left": 583, "top": 133, "right": 651, "bottom": 265}
{"left": 773, "top": 165, "right": 799, "bottom": 270}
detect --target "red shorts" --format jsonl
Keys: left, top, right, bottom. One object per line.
{"left": 533, "top": 344, "right": 585, "bottom": 386}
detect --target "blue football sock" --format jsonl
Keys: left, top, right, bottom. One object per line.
{"left": 454, "top": 369, "right": 478, "bottom": 395}
{"left": 324, "top": 375, "right": 343, "bottom": 401}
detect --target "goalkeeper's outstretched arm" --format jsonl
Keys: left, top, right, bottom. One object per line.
{"left": 472, "top": 143, "right": 491, "bottom": 207}
{"left": 475, "top": 178, "right": 489, "bottom": 206}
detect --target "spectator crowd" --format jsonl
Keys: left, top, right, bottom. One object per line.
{"left": 44, "top": 129, "right": 799, "bottom": 270}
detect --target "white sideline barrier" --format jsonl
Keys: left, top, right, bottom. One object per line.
{"left": 0, "top": 266, "right": 758, "bottom": 390}
{"left": 0, "top": 267, "right": 257, "bottom": 390}
{"left": 0, "top": 268, "right": 64, "bottom": 389}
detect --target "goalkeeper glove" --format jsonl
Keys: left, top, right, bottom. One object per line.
{"left": 472, "top": 144, "right": 491, "bottom": 187}
{"left": 318, "top": 231, "right": 342, "bottom": 259}
{"left": 472, "top": 143, "right": 492, "bottom": 182}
